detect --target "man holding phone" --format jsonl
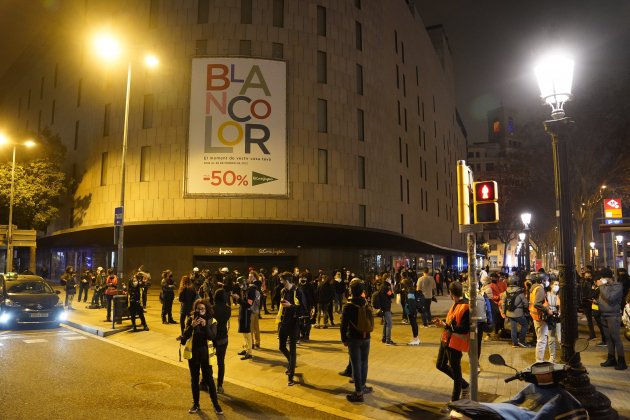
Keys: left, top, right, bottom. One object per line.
{"left": 276, "top": 272, "right": 305, "bottom": 386}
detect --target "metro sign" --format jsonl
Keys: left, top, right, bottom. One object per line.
{"left": 604, "top": 198, "right": 622, "bottom": 218}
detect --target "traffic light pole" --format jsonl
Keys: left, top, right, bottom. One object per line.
{"left": 466, "top": 230, "right": 478, "bottom": 401}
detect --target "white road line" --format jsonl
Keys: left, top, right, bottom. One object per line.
{"left": 63, "top": 336, "right": 87, "bottom": 341}
{"left": 23, "top": 339, "right": 47, "bottom": 344}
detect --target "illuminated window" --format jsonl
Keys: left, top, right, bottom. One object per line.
{"left": 508, "top": 117, "right": 514, "bottom": 134}
{"left": 493, "top": 120, "right": 500, "bottom": 134}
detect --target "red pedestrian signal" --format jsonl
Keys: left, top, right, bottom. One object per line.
{"left": 473, "top": 181, "right": 499, "bottom": 224}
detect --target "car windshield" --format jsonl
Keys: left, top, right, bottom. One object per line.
{"left": 6, "top": 281, "right": 54, "bottom": 294}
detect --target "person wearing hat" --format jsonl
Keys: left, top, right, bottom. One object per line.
{"left": 598, "top": 268, "right": 627, "bottom": 370}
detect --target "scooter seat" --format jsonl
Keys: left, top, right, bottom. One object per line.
{"left": 448, "top": 399, "right": 503, "bottom": 419}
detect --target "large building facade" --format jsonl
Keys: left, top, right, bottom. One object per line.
{"left": 0, "top": 0, "right": 467, "bottom": 279}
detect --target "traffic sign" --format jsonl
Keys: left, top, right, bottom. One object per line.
{"left": 114, "top": 207, "right": 124, "bottom": 226}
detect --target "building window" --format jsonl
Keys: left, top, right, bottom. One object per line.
{"left": 143, "top": 94, "right": 154, "bottom": 129}
{"left": 318, "top": 149, "right": 328, "bottom": 184}
{"left": 403, "top": 74, "right": 406, "bottom": 97}
{"left": 406, "top": 179, "right": 410, "bottom": 204}
{"left": 241, "top": 0, "right": 252, "bottom": 24}
{"left": 417, "top": 96, "right": 420, "bottom": 116}
{"left": 421, "top": 187, "right": 424, "bottom": 210}
{"left": 419, "top": 156, "right": 423, "bottom": 178}
{"left": 404, "top": 108, "right": 407, "bottom": 131}
{"left": 273, "top": 0, "right": 284, "bottom": 28}
{"left": 399, "top": 175, "right": 403, "bottom": 201}
{"left": 317, "top": 99, "right": 327, "bottom": 133}
{"left": 356, "top": 64, "right": 363, "bottom": 95}
{"left": 416, "top": 66, "right": 419, "bottom": 85}
{"left": 357, "top": 109, "right": 364, "bottom": 141}
{"left": 50, "top": 100, "right": 56, "bottom": 125}
{"left": 149, "top": 0, "right": 159, "bottom": 28}
{"left": 272, "top": 42, "right": 283, "bottom": 59}
{"left": 425, "top": 190, "right": 428, "bottom": 212}
{"left": 437, "top": 198, "right": 440, "bottom": 217}
{"left": 486, "top": 162, "right": 495, "bottom": 172}
{"left": 433, "top": 95, "right": 436, "bottom": 112}
{"left": 103, "top": 103, "right": 111, "bottom": 136}
{"left": 397, "top": 101, "right": 401, "bottom": 125}
{"left": 359, "top": 205, "right": 366, "bottom": 227}
{"left": 240, "top": 40, "right": 252, "bottom": 56}
{"left": 140, "top": 146, "right": 151, "bottom": 182}
{"left": 317, "top": 50, "right": 327, "bottom": 83}
{"left": 401, "top": 214, "right": 404, "bottom": 233}
{"left": 401, "top": 42, "right": 405, "bottom": 63}
{"left": 396, "top": 65, "right": 399, "bottom": 89}
{"left": 77, "top": 79, "right": 82, "bottom": 107}
{"left": 317, "top": 6, "right": 326, "bottom": 36}
{"left": 394, "top": 30, "right": 398, "bottom": 53}
{"left": 398, "top": 137, "right": 402, "bottom": 163}
{"left": 405, "top": 143, "right": 409, "bottom": 167}
{"left": 195, "top": 39, "right": 207, "bottom": 55}
{"left": 198, "top": 0, "right": 209, "bottom": 23}
{"left": 74, "top": 120, "right": 79, "bottom": 150}
{"left": 355, "top": 21, "right": 362, "bottom": 51}
{"left": 422, "top": 102, "right": 425, "bottom": 121}
{"left": 358, "top": 156, "right": 366, "bottom": 189}
{"left": 100, "top": 152, "right": 108, "bottom": 186}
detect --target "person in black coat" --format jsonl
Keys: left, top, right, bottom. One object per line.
{"left": 316, "top": 274, "right": 335, "bottom": 328}
{"left": 161, "top": 269, "right": 177, "bottom": 324}
{"left": 178, "top": 275, "right": 198, "bottom": 335}
{"left": 232, "top": 277, "right": 254, "bottom": 360}
{"left": 180, "top": 299, "right": 223, "bottom": 415}
{"left": 212, "top": 289, "right": 231, "bottom": 394}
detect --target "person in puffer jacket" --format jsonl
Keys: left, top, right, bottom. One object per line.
{"left": 503, "top": 276, "right": 529, "bottom": 348}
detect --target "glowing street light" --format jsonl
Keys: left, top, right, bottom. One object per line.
{"left": 93, "top": 32, "right": 158, "bottom": 287}
{"left": 0, "top": 134, "right": 36, "bottom": 273}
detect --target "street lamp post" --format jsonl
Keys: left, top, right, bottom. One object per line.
{"left": 518, "top": 232, "right": 526, "bottom": 270}
{"left": 589, "top": 241, "right": 596, "bottom": 269}
{"left": 521, "top": 212, "right": 532, "bottom": 272}
{"left": 614, "top": 235, "right": 623, "bottom": 274}
{"left": 0, "top": 136, "right": 35, "bottom": 273}
{"left": 94, "top": 34, "right": 158, "bottom": 287}
{"left": 535, "top": 52, "right": 616, "bottom": 419}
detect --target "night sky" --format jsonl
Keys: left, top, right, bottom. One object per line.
{"left": 417, "top": 0, "right": 630, "bottom": 142}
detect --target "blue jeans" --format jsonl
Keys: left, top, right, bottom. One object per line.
{"left": 382, "top": 311, "right": 393, "bottom": 342}
{"left": 509, "top": 316, "right": 528, "bottom": 345}
{"left": 348, "top": 338, "right": 370, "bottom": 394}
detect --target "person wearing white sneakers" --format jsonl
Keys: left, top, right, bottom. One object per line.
{"left": 401, "top": 275, "right": 420, "bottom": 346}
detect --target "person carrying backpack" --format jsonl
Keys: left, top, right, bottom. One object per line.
{"left": 341, "top": 278, "right": 374, "bottom": 403}
{"left": 503, "top": 276, "right": 530, "bottom": 348}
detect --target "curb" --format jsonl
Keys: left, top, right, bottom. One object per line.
{"left": 62, "top": 319, "right": 132, "bottom": 337}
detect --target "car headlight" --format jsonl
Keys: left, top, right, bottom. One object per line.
{"left": 57, "top": 311, "right": 68, "bottom": 321}
{"left": 0, "top": 312, "right": 11, "bottom": 323}
{"left": 4, "top": 299, "right": 20, "bottom": 307}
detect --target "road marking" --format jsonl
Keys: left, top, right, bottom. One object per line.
{"left": 63, "top": 336, "right": 87, "bottom": 341}
{"left": 23, "top": 339, "right": 47, "bottom": 344}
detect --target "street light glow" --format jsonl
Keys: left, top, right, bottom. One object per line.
{"left": 23, "top": 140, "right": 35, "bottom": 148}
{"left": 521, "top": 212, "right": 532, "bottom": 227}
{"left": 616, "top": 235, "right": 623, "bottom": 243}
{"left": 535, "top": 51, "right": 574, "bottom": 119}
{"left": 519, "top": 232, "right": 526, "bottom": 241}
{"left": 590, "top": 241, "right": 596, "bottom": 249}
{"left": 94, "top": 33, "right": 122, "bottom": 61}
{"left": 145, "top": 54, "right": 159, "bottom": 68}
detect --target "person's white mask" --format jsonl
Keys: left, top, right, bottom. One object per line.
{"left": 552, "top": 285, "right": 559, "bottom": 293}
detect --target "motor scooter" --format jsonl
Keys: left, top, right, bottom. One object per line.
{"left": 448, "top": 339, "right": 589, "bottom": 419}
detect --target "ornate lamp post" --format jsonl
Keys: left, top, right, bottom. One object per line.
{"left": 535, "top": 52, "right": 616, "bottom": 419}
{"left": 589, "top": 241, "right": 596, "bottom": 269}
{"left": 615, "top": 235, "right": 623, "bottom": 273}
{"left": 518, "top": 232, "right": 526, "bottom": 270}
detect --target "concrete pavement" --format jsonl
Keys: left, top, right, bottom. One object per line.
{"left": 58, "top": 287, "right": 630, "bottom": 419}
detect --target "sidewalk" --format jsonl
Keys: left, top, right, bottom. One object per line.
{"left": 59, "top": 288, "right": 630, "bottom": 419}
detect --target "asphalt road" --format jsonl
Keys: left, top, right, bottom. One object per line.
{"left": 0, "top": 325, "right": 343, "bottom": 419}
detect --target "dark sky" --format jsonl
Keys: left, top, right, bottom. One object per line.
{"left": 417, "top": 0, "right": 630, "bottom": 142}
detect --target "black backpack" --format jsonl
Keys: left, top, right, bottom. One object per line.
{"left": 506, "top": 292, "right": 519, "bottom": 312}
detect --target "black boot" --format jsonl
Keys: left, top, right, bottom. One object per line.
{"left": 600, "top": 354, "right": 617, "bottom": 367}
{"left": 615, "top": 357, "right": 627, "bottom": 370}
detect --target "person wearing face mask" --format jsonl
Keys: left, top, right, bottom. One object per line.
{"left": 434, "top": 281, "right": 470, "bottom": 411}
{"left": 545, "top": 280, "right": 561, "bottom": 362}
{"left": 276, "top": 272, "right": 306, "bottom": 386}
{"left": 268, "top": 267, "right": 280, "bottom": 312}
{"left": 591, "top": 276, "right": 607, "bottom": 347}
{"left": 528, "top": 272, "right": 553, "bottom": 363}
{"left": 180, "top": 299, "right": 222, "bottom": 415}
{"left": 333, "top": 271, "right": 345, "bottom": 316}
{"left": 104, "top": 268, "right": 118, "bottom": 322}
{"left": 597, "top": 268, "right": 627, "bottom": 370}
{"left": 161, "top": 269, "right": 178, "bottom": 324}
{"left": 128, "top": 274, "right": 149, "bottom": 332}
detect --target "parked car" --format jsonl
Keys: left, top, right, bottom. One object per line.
{"left": 0, "top": 274, "right": 66, "bottom": 328}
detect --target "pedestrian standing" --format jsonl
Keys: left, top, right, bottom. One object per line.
{"left": 435, "top": 281, "right": 470, "bottom": 412}
{"left": 528, "top": 272, "right": 553, "bottom": 362}
{"left": 233, "top": 276, "right": 254, "bottom": 360}
{"left": 137, "top": 265, "right": 151, "bottom": 309}
{"left": 277, "top": 272, "right": 305, "bottom": 386}
{"left": 161, "top": 269, "right": 177, "bottom": 324}
{"left": 128, "top": 274, "right": 149, "bottom": 332}
{"left": 92, "top": 267, "right": 106, "bottom": 308}
{"left": 316, "top": 274, "right": 334, "bottom": 328}
{"left": 341, "top": 278, "right": 373, "bottom": 403}
{"left": 545, "top": 279, "right": 561, "bottom": 362}
{"left": 417, "top": 267, "right": 436, "bottom": 327}
{"left": 78, "top": 269, "right": 91, "bottom": 303}
{"left": 212, "top": 289, "right": 231, "bottom": 394}
{"left": 580, "top": 270, "right": 597, "bottom": 340}
{"left": 63, "top": 266, "right": 77, "bottom": 310}
{"left": 178, "top": 275, "right": 197, "bottom": 335}
{"left": 180, "top": 299, "right": 223, "bottom": 415}
{"left": 104, "top": 268, "right": 118, "bottom": 321}
{"left": 598, "top": 268, "right": 627, "bottom": 370}
{"left": 378, "top": 274, "right": 395, "bottom": 345}
{"left": 502, "top": 277, "right": 529, "bottom": 348}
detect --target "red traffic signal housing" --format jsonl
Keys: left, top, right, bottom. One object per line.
{"left": 473, "top": 181, "right": 499, "bottom": 223}
{"left": 474, "top": 181, "right": 498, "bottom": 202}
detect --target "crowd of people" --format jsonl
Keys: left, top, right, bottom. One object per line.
{"left": 56, "top": 262, "right": 630, "bottom": 415}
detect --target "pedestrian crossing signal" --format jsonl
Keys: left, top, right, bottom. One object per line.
{"left": 473, "top": 181, "right": 499, "bottom": 223}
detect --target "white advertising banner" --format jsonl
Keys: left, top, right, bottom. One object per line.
{"left": 186, "top": 57, "right": 287, "bottom": 196}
